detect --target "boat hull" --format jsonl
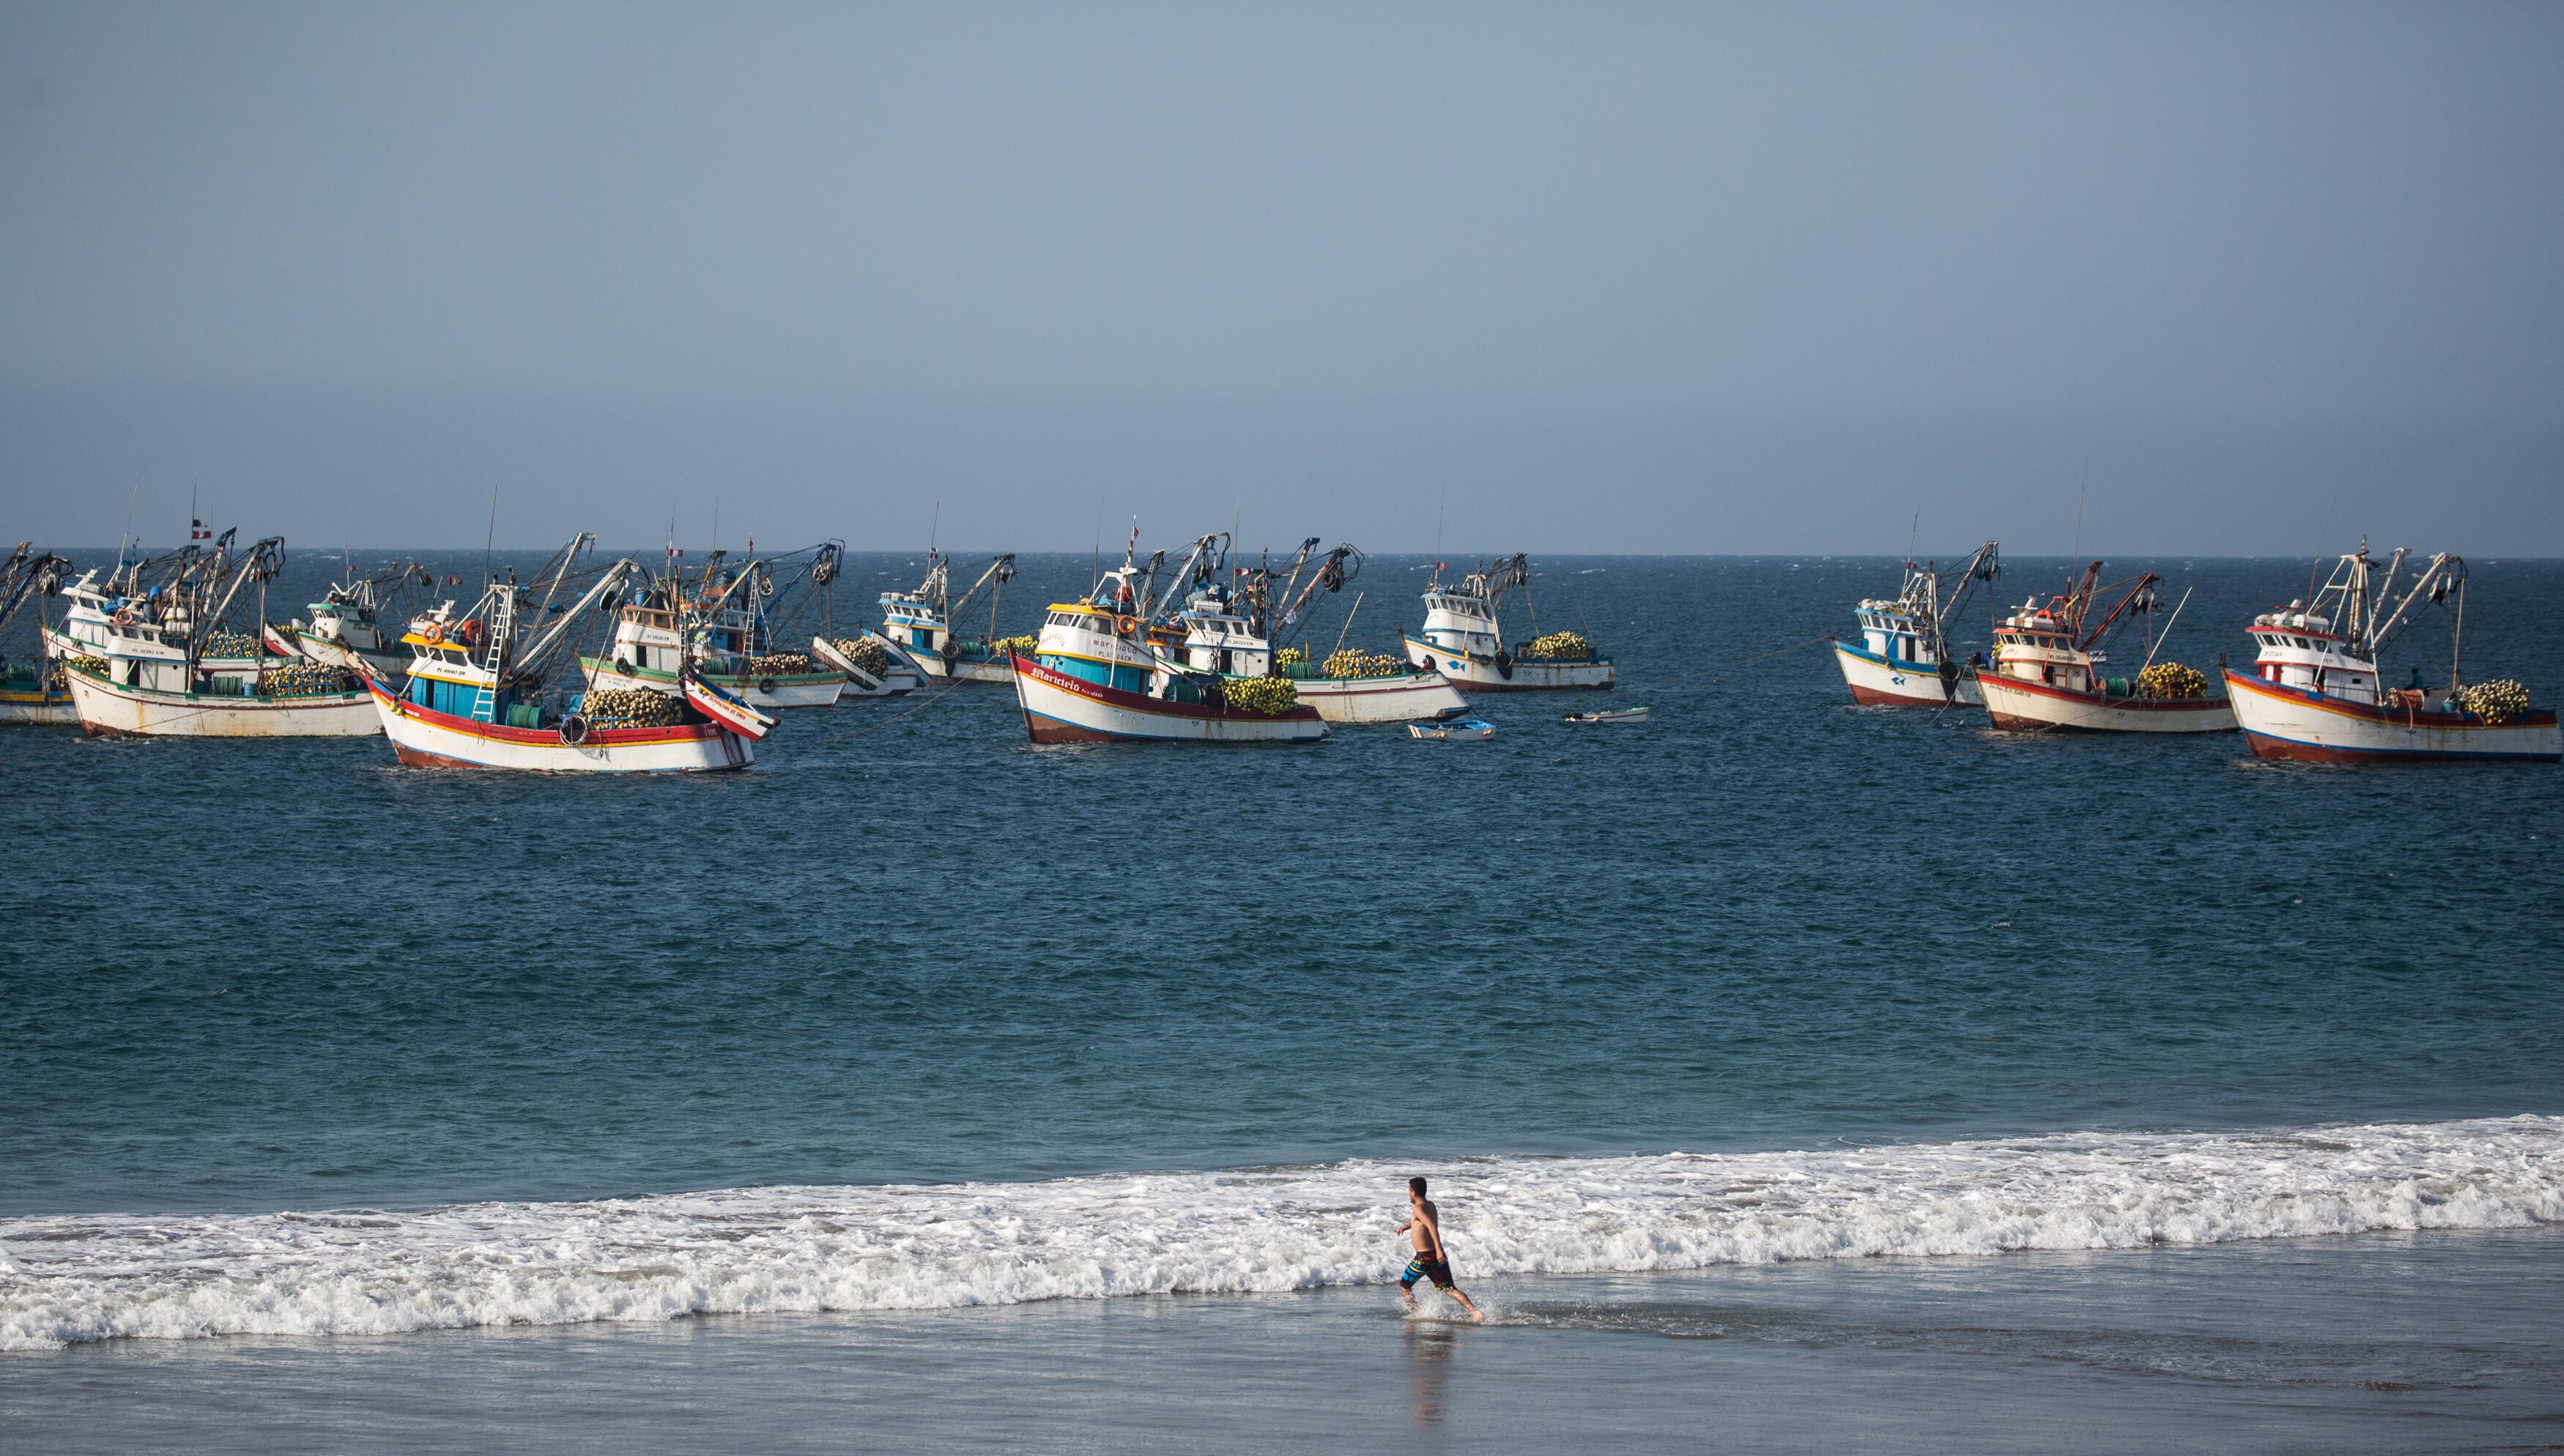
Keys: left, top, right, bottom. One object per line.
{"left": 0, "top": 683, "right": 75, "bottom": 726}
{"left": 1833, "top": 639, "right": 1978, "bottom": 707}
{"left": 66, "top": 666, "right": 379, "bottom": 738}
{"left": 369, "top": 680, "right": 751, "bottom": 771}
{"left": 579, "top": 658, "right": 845, "bottom": 710}
{"left": 1977, "top": 674, "right": 2237, "bottom": 734}
{"left": 2223, "top": 669, "right": 2561, "bottom": 762}
{"left": 913, "top": 652, "right": 1014, "bottom": 685}
{"left": 293, "top": 628, "right": 408, "bottom": 680}
{"left": 1403, "top": 637, "right": 1614, "bottom": 691}
{"left": 1012, "top": 655, "right": 1328, "bottom": 743}
{"left": 1287, "top": 670, "right": 1467, "bottom": 723}
{"left": 809, "top": 636, "right": 918, "bottom": 697}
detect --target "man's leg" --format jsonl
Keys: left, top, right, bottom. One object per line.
{"left": 1440, "top": 1277, "right": 1482, "bottom": 1321}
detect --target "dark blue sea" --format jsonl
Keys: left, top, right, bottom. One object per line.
{"left": 4, "top": 550, "right": 2560, "bottom": 1452}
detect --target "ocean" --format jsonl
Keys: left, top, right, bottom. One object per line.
{"left": 3, "top": 550, "right": 2560, "bottom": 1451}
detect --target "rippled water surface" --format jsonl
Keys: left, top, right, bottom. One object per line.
{"left": 4, "top": 552, "right": 2560, "bottom": 1217}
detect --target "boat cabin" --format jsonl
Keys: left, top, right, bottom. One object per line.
{"left": 1418, "top": 588, "right": 1500, "bottom": 659}
{"left": 1990, "top": 602, "right": 2097, "bottom": 694}
{"left": 1853, "top": 599, "right": 1937, "bottom": 667}
{"left": 2244, "top": 604, "right": 2380, "bottom": 705}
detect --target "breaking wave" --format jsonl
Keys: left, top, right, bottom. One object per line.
{"left": 6, "top": 1116, "right": 2558, "bottom": 1350}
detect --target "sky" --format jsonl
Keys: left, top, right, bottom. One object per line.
{"left": 2, "top": 1, "right": 2560, "bottom": 556}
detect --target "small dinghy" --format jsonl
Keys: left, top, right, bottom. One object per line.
{"left": 1563, "top": 706, "right": 1649, "bottom": 724}
{"left": 1408, "top": 716, "right": 1494, "bottom": 741}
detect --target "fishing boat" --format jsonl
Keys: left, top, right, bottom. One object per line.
{"left": 0, "top": 544, "right": 75, "bottom": 726}
{"left": 878, "top": 551, "right": 1021, "bottom": 683}
{"left": 1831, "top": 542, "right": 1998, "bottom": 707}
{"left": 46, "top": 533, "right": 284, "bottom": 689}
{"left": 1404, "top": 554, "right": 1614, "bottom": 691}
{"left": 1974, "top": 564, "right": 2234, "bottom": 734}
{"left": 1262, "top": 540, "right": 1468, "bottom": 723}
{"left": 1409, "top": 717, "right": 1494, "bottom": 741}
{"left": 1011, "top": 532, "right": 1327, "bottom": 744}
{"left": 1563, "top": 706, "right": 1649, "bottom": 723}
{"left": 63, "top": 534, "right": 379, "bottom": 738}
{"left": 581, "top": 544, "right": 848, "bottom": 710}
{"left": 284, "top": 559, "right": 442, "bottom": 678}
{"left": 370, "top": 555, "right": 767, "bottom": 772}
{"left": 2222, "top": 543, "right": 2560, "bottom": 762}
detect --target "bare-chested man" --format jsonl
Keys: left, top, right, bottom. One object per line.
{"left": 1396, "top": 1175, "right": 1483, "bottom": 1321}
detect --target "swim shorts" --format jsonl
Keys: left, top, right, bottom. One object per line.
{"left": 1401, "top": 1255, "right": 1456, "bottom": 1290}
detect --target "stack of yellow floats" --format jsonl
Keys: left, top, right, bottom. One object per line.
{"left": 1522, "top": 631, "right": 1592, "bottom": 661}
{"left": 2138, "top": 661, "right": 2209, "bottom": 699}
{"left": 1222, "top": 677, "right": 1300, "bottom": 715}
{"left": 1321, "top": 648, "right": 1404, "bottom": 678}
{"left": 579, "top": 687, "right": 684, "bottom": 729}
{"left": 2455, "top": 679, "right": 2530, "bottom": 724}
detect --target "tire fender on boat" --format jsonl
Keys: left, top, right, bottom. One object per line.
{"left": 757, "top": 677, "right": 778, "bottom": 694}
{"left": 558, "top": 713, "right": 590, "bottom": 746}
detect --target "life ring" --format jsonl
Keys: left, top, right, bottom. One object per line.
{"left": 422, "top": 622, "right": 445, "bottom": 645}
{"left": 1114, "top": 614, "right": 1138, "bottom": 636}
{"left": 114, "top": 607, "right": 136, "bottom": 627}
{"left": 558, "top": 713, "right": 590, "bottom": 746}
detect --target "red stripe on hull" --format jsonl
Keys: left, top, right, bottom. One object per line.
{"left": 1010, "top": 654, "right": 1324, "bottom": 725}
{"left": 388, "top": 740, "right": 497, "bottom": 769}
{"left": 1022, "top": 713, "right": 1122, "bottom": 744}
{"left": 1848, "top": 683, "right": 1948, "bottom": 707}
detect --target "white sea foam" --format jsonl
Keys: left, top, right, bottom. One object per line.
{"left": 5, "top": 1116, "right": 2559, "bottom": 1351}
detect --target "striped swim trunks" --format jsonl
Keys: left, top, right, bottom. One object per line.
{"left": 1400, "top": 1254, "right": 1456, "bottom": 1290}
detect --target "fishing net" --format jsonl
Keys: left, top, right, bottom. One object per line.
{"left": 1522, "top": 631, "right": 1592, "bottom": 661}
{"left": 1221, "top": 677, "right": 1300, "bottom": 715}
{"left": 2453, "top": 679, "right": 2531, "bottom": 725}
{"left": 579, "top": 687, "right": 684, "bottom": 729}
{"left": 2137, "top": 661, "right": 2208, "bottom": 699}
{"left": 1321, "top": 649, "right": 1404, "bottom": 679}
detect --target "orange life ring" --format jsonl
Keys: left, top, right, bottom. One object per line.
{"left": 114, "top": 607, "right": 136, "bottom": 627}
{"left": 423, "top": 622, "right": 445, "bottom": 645}
{"left": 1114, "top": 614, "right": 1138, "bottom": 636}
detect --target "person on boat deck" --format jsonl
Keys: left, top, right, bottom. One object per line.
{"left": 1396, "top": 1176, "right": 1483, "bottom": 1322}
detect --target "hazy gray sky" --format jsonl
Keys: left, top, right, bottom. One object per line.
{"left": 4, "top": 1, "right": 2559, "bottom": 554}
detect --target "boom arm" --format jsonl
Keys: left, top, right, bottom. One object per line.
{"left": 508, "top": 558, "right": 640, "bottom": 682}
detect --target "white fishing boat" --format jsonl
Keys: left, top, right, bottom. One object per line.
{"left": 1831, "top": 542, "right": 1998, "bottom": 707}
{"left": 1012, "top": 533, "right": 1326, "bottom": 744}
{"left": 0, "top": 544, "right": 76, "bottom": 726}
{"left": 370, "top": 555, "right": 766, "bottom": 772}
{"left": 581, "top": 545, "right": 848, "bottom": 710}
{"left": 879, "top": 551, "right": 1021, "bottom": 683}
{"left": 2223, "top": 543, "right": 2559, "bottom": 763}
{"left": 1409, "top": 717, "right": 1494, "bottom": 740}
{"left": 45, "top": 535, "right": 281, "bottom": 688}
{"left": 1563, "top": 706, "right": 1649, "bottom": 723}
{"left": 285, "top": 559, "right": 442, "bottom": 679}
{"left": 1404, "top": 554, "right": 1614, "bottom": 691}
{"left": 64, "top": 534, "right": 379, "bottom": 738}
{"left": 1975, "top": 565, "right": 2235, "bottom": 734}
{"left": 1263, "top": 541, "right": 1468, "bottom": 723}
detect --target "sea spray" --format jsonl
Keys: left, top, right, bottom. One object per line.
{"left": 4, "top": 1115, "right": 2558, "bottom": 1351}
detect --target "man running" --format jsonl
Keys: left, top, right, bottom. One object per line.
{"left": 1396, "top": 1175, "right": 1483, "bottom": 1321}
